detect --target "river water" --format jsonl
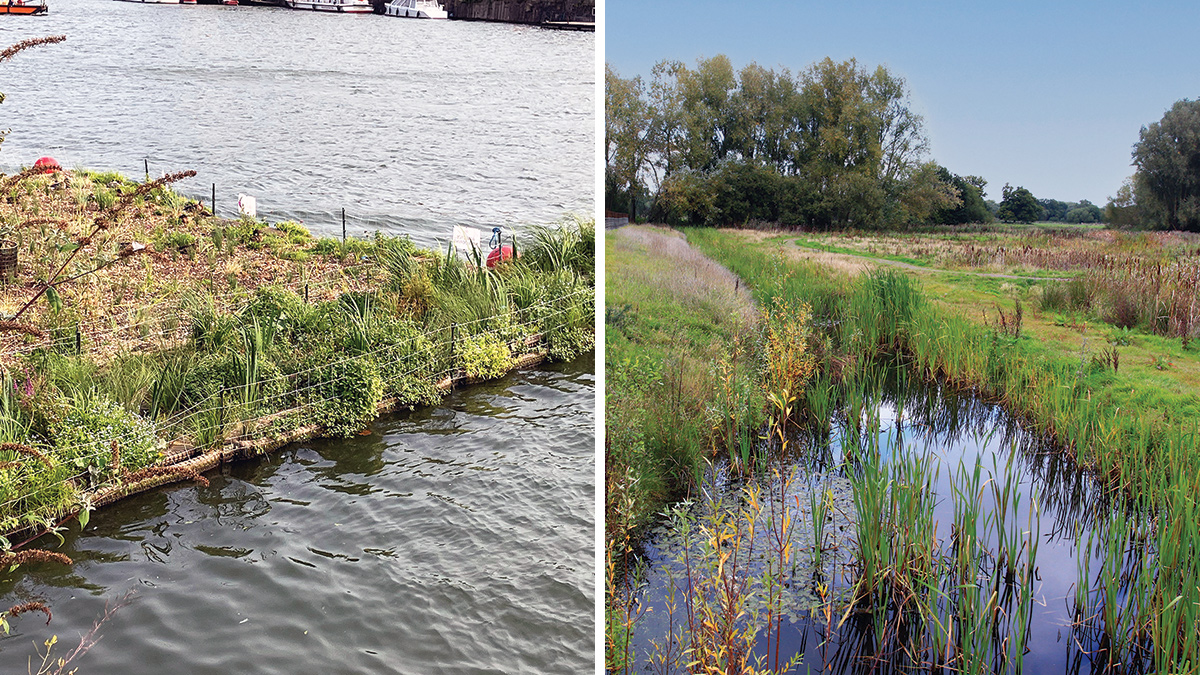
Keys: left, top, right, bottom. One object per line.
{"left": 0, "top": 0, "right": 594, "bottom": 244}
{"left": 0, "top": 356, "right": 595, "bottom": 673}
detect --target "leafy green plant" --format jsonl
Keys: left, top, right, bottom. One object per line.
{"left": 50, "top": 396, "right": 159, "bottom": 482}
{"left": 456, "top": 333, "right": 512, "bottom": 380}
{"left": 307, "top": 358, "right": 383, "bottom": 438}
{"left": 157, "top": 231, "right": 196, "bottom": 252}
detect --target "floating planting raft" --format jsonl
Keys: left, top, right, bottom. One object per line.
{"left": 0, "top": 169, "right": 595, "bottom": 544}
{"left": 87, "top": 331, "right": 564, "bottom": 513}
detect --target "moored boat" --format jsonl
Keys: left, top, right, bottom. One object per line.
{"left": 285, "top": 0, "right": 371, "bottom": 12}
{"left": 384, "top": 0, "right": 446, "bottom": 19}
{"left": 0, "top": 0, "right": 48, "bottom": 14}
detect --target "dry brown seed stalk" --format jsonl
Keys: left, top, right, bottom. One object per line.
{"left": 122, "top": 465, "right": 210, "bottom": 488}
{"left": 0, "top": 320, "right": 47, "bottom": 338}
{"left": 0, "top": 549, "right": 73, "bottom": 567}
{"left": 19, "top": 217, "right": 69, "bottom": 230}
{"left": 0, "top": 35, "right": 66, "bottom": 63}
{"left": 4, "top": 600, "right": 52, "bottom": 624}
{"left": 0, "top": 442, "right": 52, "bottom": 467}
{"left": 104, "top": 170, "right": 197, "bottom": 221}
{"left": 0, "top": 166, "right": 49, "bottom": 192}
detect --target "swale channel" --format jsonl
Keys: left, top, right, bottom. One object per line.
{"left": 625, "top": 360, "right": 1148, "bottom": 674}
{"left": 0, "top": 355, "right": 594, "bottom": 674}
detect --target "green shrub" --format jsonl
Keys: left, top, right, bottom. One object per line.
{"left": 307, "top": 358, "right": 383, "bottom": 438}
{"left": 311, "top": 237, "right": 374, "bottom": 259}
{"left": 242, "top": 287, "right": 314, "bottom": 327}
{"left": 0, "top": 446, "right": 76, "bottom": 533}
{"left": 457, "top": 333, "right": 513, "bottom": 380}
{"left": 51, "top": 397, "right": 159, "bottom": 482}
{"left": 274, "top": 220, "right": 312, "bottom": 243}
{"left": 84, "top": 169, "right": 130, "bottom": 186}
{"left": 366, "top": 316, "right": 442, "bottom": 406}
{"left": 158, "top": 231, "right": 197, "bottom": 252}
{"left": 547, "top": 326, "right": 595, "bottom": 362}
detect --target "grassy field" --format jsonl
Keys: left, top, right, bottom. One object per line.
{"left": 604, "top": 225, "right": 758, "bottom": 537}
{"left": 749, "top": 228, "right": 1200, "bottom": 420}
{"left": 605, "top": 225, "right": 768, "bottom": 670}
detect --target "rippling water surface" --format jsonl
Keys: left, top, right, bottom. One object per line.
{"left": 1, "top": 0, "right": 594, "bottom": 243}
{"left": 0, "top": 357, "right": 595, "bottom": 674}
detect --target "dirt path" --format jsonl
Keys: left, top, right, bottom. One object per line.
{"left": 611, "top": 225, "right": 758, "bottom": 325}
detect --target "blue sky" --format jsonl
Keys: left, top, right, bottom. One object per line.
{"left": 604, "top": 1, "right": 1200, "bottom": 205}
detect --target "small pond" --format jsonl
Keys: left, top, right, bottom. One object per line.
{"left": 625, "top": 363, "right": 1144, "bottom": 674}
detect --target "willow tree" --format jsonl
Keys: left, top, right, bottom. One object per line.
{"left": 604, "top": 64, "right": 648, "bottom": 219}
{"left": 1133, "top": 98, "right": 1200, "bottom": 231}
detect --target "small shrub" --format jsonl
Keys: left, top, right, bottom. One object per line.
{"left": 1110, "top": 326, "right": 1135, "bottom": 346}
{"left": 364, "top": 316, "right": 441, "bottom": 405}
{"left": 457, "top": 333, "right": 513, "bottom": 380}
{"left": 274, "top": 220, "right": 311, "bottom": 243}
{"left": 547, "top": 326, "right": 595, "bottom": 362}
{"left": 308, "top": 358, "right": 383, "bottom": 438}
{"left": 158, "top": 231, "right": 197, "bottom": 252}
{"left": 51, "top": 397, "right": 159, "bottom": 481}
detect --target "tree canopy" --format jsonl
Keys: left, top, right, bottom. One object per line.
{"left": 933, "top": 167, "right": 991, "bottom": 225}
{"left": 1132, "top": 98, "right": 1200, "bottom": 231}
{"left": 996, "top": 184, "right": 1042, "bottom": 224}
{"left": 605, "top": 56, "right": 965, "bottom": 230}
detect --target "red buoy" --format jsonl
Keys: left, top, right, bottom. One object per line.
{"left": 33, "top": 157, "right": 61, "bottom": 174}
{"left": 486, "top": 245, "right": 514, "bottom": 268}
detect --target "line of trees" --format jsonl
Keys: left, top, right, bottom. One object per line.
{"left": 611, "top": 57, "right": 1200, "bottom": 232}
{"left": 606, "top": 56, "right": 976, "bottom": 230}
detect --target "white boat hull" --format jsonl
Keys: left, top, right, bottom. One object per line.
{"left": 286, "top": 0, "right": 372, "bottom": 12}
{"left": 385, "top": 5, "right": 446, "bottom": 18}
{"left": 384, "top": 0, "right": 446, "bottom": 18}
